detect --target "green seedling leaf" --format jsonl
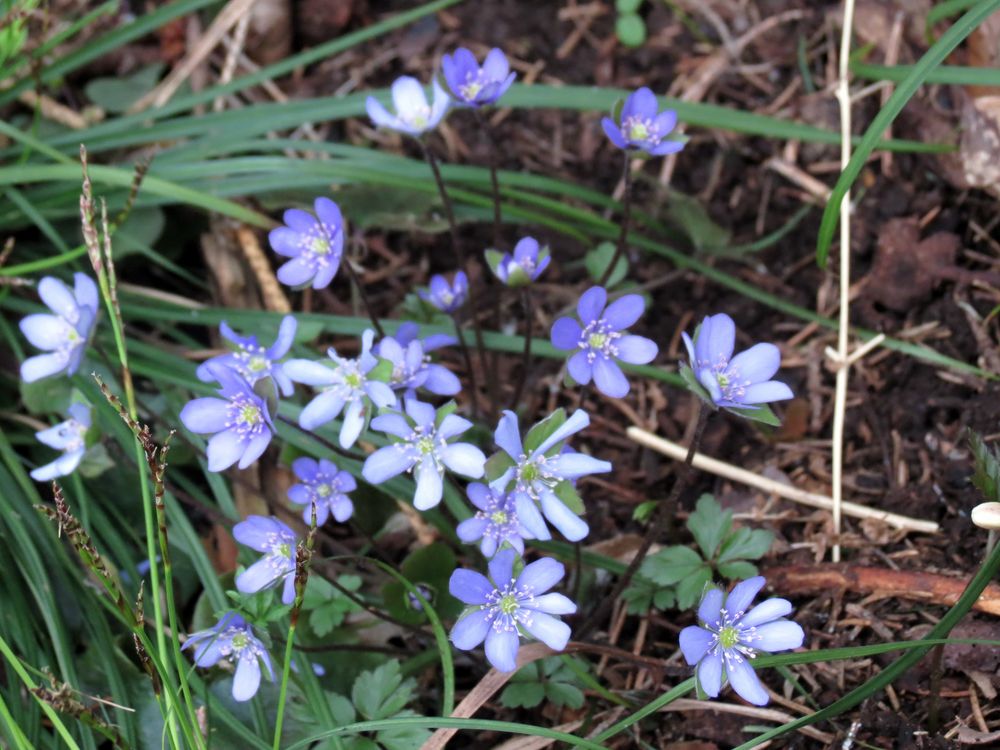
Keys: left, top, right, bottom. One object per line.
{"left": 675, "top": 563, "right": 713, "bottom": 609}
{"left": 639, "top": 545, "right": 703, "bottom": 586}
{"left": 718, "top": 527, "right": 773, "bottom": 564}
{"left": 725, "top": 403, "right": 781, "bottom": 427}
{"left": 85, "top": 63, "right": 165, "bottom": 113}
{"left": 585, "top": 241, "right": 628, "bottom": 287}
{"left": 553, "top": 480, "right": 585, "bottom": 516}
{"left": 664, "top": 190, "right": 732, "bottom": 251}
{"left": 687, "top": 493, "right": 732, "bottom": 560}
{"left": 616, "top": 13, "right": 647, "bottom": 47}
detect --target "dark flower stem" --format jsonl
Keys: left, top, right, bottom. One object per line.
{"left": 421, "top": 139, "right": 499, "bottom": 416}
{"left": 474, "top": 110, "right": 503, "bottom": 249}
{"left": 450, "top": 313, "right": 480, "bottom": 420}
{"left": 576, "top": 401, "right": 709, "bottom": 640}
{"left": 598, "top": 154, "right": 634, "bottom": 287}
{"left": 341, "top": 249, "right": 384, "bottom": 338}
{"left": 510, "top": 289, "right": 534, "bottom": 410}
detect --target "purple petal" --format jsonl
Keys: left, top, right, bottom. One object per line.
{"left": 232, "top": 654, "right": 262, "bottom": 702}
{"left": 485, "top": 626, "right": 519, "bottom": 672}
{"left": 392, "top": 76, "right": 428, "bottom": 115}
{"left": 698, "top": 588, "right": 724, "bottom": 628}
{"left": 601, "top": 118, "right": 627, "bottom": 149}
{"left": 654, "top": 108, "right": 678, "bottom": 134}
{"left": 20, "top": 314, "right": 68, "bottom": 349}
{"left": 488, "top": 549, "right": 516, "bottom": 587}
{"left": 339, "top": 399, "right": 365, "bottom": 449}
{"left": 366, "top": 95, "right": 396, "bottom": 129}
{"left": 277, "top": 258, "right": 315, "bottom": 287}
{"left": 482, "top": 47, "right": 509, "bottom": 80}
{"left": 451, "top": 608, "right": 492, "bottom": 650}
{"left": 20, "top": 352, "right": 69, "bottom": 382}
{"left": 38, "top": 277, "right": 78, "bottom": 319}
{"left": 494, "top": 411, "right": 524, "bottom": 458}
{"left": 592, "top": 357, "right": 629, "bottom": 398}
{"left": 366, "top": 381, "right": 397, "bottom": 408}
{"left": 449, "top": 569, "right": 494, "bottom": 604}
{"left": 696, "top": 650, "right": 723, "bottom": 697}
{"left": 404, "top": 398, "right": 436, "bottom": 429}
{"left": 282, "top": 208, "right": 317, "bottom": 233}
{"left": 284, "top": 359, "right": 336, "bottom": 386}
{"left": 650, "top": 140, "right": 685, "bottom": 156}
{"left": 291, "top": 456, "right": 318, "bottom": 481}
{"left": 534, "top": 409, "right": 590, "bottom": 455}
{"left": 73, "top": 273, "right": 98, "bottom": 312}
{"left": 576, "top": 286, "right": 607, "bottom": 324}
{"left": 457, "top": 517, "right": 489, "bottom": 543}
{"left": 539, "top": 490, "right": 588, "bottom": 541}
{"left": 725, "top": 576, "right": 765, "bottom": 616}
{"left": 741, "top": 597, "right": 793, "bottom": 628}
{"left": 269, "top": 227, "right": 302, "bottom": 258}
{"left": 441, "top": 443, "right": 485, "bottom": 478}
{"left": 522, "top": 611, "right": 571, "bottom": 650}
{"left": 233, "top": 516, "right": 292, "bottom": 548}
{"left": 236, "top": 558, "right": 281, "bottom": 595}
{"left": 682, "top": 331, "right": 697, "bottom": 364}
{"left": 515, "top": 557, "right": 565, "bottom": 594}
{"left": 629, "top": 87, "right": 658, "bottom": 119}
{"left": 567, "top": 351, "right": 593, "bottom": 386}
{"left": 728, "top": 343, "right": 781, "bottom": 384}
{"left": 602, "top": 294, "right": 644, "bottom": 331}
{"left": 362, "top": 445, "right": 412, "bottom": 484}
{"left": 550, "top": 317, "right": 582, "bottom": 351}
{"left": 423, "top": 364, "right": 461, "bottom": 396}
{"left": 413, "top": 457, "right": 443, "bottom": 510}
{"left": 727, "top": 657, "right": 769, "bottom": 706}
{"left": 750, "top": 620, "right": 804, "bottom": 652}
{"left": 314, "top": 197, "right": 342, "bottom": 230}
{"left": 238, "top": 431, "right": 271, "bottom": 469}
{"left": 531, "top": 593, "right": 576, "bottom": 615}
{"left": 180, "top": 398, "right": 230, "bottom": 434}
{"left": 616, "top": 335, "right": 658, "bottom": 365}
{"left": 701, "top": 313, "right": 735, "bottom": 366}
{"left": 466, "top": 482, "right": 491, "bottom": 511}
{"left": 514, "top": 492, "right": 551, "bottom": 540}
{"left": 192, "top": 637, "right": 225, "bottom": 668}
{"left": 742, "top": 381, "right": 794, "bottom": 404}
{"left": 268, "top": 315, "right": 297, "bottom": 358}
{"left": 371, "top": 413, "right": 412, "bottom": 439}
{"left": 281, "top": 573, "right": 296, "bottom": 604}
{"left": 679, "top": 625, "right": 714, "bottom": 665}
{"left": 206, "top": 430, "right": 245, "bottom": 472}
{"left": 546, "top": 451, "right": 612, "bottom": 480}
{"left": 438, "top": 413, "right": 473, "bottom": 440}
{"left": 299, "top": 392, "right": 346, "bottom": 430}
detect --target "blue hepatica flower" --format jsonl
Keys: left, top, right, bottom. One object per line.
{"left": 449, "top": 549, "right": 576, "bottom": 673}
{"left": 283, "top": 330, "right": 396, "bottom": 448}
{"left": 601, "top": 86, "right": 684, "bottom": 156}
{"left": 184, "top": 612, "right": 273, "bottom": 702}
{"left": 486, "top": 236, "right": 550, "bottom": 288}
{"left": 20, "top": 273, "right": 98, "bottom": 382}
{"left": 679, "top": 576, "right": 805, "bottom": 706}
{"left": 457, "top": 482, "right": 531, "bottom": 558}
{"left": 288, "top": 456, "right": 356, "bottom": 526}
{"left": 30, "top": 403, "right": 91, "bottom": 482}
{"left": 376, "top": 331, "right": 460, "bottom": 397}
{"left": 441, "top": 47, "right": 516, "bottom": 108}
{"left": 492, "top": 409, "right": 611, "bottom": 542}
{"left": 420, "top": 271, "right": 468, "bottom": 314}
{"left": 233, "top": 515, "right": 297, "bottom": 605}
{"left": 366, "top": 76, "right": 450, "bottom": 136}
{"left": 362, "top": 398, "right": 486, "bottom": 511}
{"left": 551, "top": 286, "right": 658, "bottom": 398}
{"left": 197, "top": 315, "right": 297, "bottom": 397}
{"left": 682, "top": 313, "right": 793, "bottom": 409}
{"left": 180, "top": 364, "right": 275, "bottom": 472}
{"left": 268, "top": 197, "right": 344, "bottom": 290}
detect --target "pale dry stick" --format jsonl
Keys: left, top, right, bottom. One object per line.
{"left": 829, "top": 0, "right": 858, "bottom": 563}
{"left": 234, "top": 226, "right": 292, "bottom": 313}
{"left": 213, "top": 13, "right": 252, "bottom": 112}
{"left": 128, "top": 0, "right": 259, "bottom": 113}
{"left": 625, "top": 426, "right": 939, "bottom": 534}
{"left": 880, "top": 11, "right": 905, "bottom": 175}
{"left": 17, "top": 90, "right": 92, "bottom": 128}
{"left": 658, "top": 699, "right": 835, "bottom": 744}
{"left": 763, "top": 157, "right": 832, "bottom": 203}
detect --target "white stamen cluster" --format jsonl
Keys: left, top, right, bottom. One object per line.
{"left": 622, "top": 115, "right": 661, "bottom": 145}
{"left": 705, "top": 606, "right": 760, "bottom": 670}
{"left": 226, "top": 393, "right": 266, "bottom": 437}
{"left": 233, "top": 342, "right": 271, "bottom": 379}
{"left": 297, "top": 222, "right": 339, "bottom": 267}
{"left": 397, "top": 424, "right": 447, "bottom": 470}
{"left": 578, "top": 318, "right": 622, "bottom": 363}
{"left": 484, "top": 577, "right": 537, "bottom": 633}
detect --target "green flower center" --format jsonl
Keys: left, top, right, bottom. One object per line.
{"left": 248, "top": 356, "right": 268, "bottom": 372}
{"left": 240, "top": 404, "right": 260, "bottom": 424}
{"left": 490, "top": 510, "right": 508, "bottom": 525}
{"left": 277, "top": 543, "right": 291, "bottom": 558}
{"left": 311, "top": 237, "right": 330, "bottom": 255}
{"left": 718, "top": 625, "right": 739, "bottom": 650}
{"left": 499, "top": 593, "right": 519, "bottom": 616}
{"left": 716, "top": 373, "right": 729, "bottom": 388}
{"left": 461, "top": 81, "right": 482, "bottom": 100}
{"left": 316, "top": 483, "right": 332, "bottom": 498}
{"left": 520, "top": 464, "right": 539, "bottom": 482}
{"left": 231, "top": 632, "right": 248, "bottom": 650}
{"left": 67, "top": 329, "right": 80, "bottom": 342}
{"left": 588, "top": 333, "right": 607, "bottom": 349}
{"left": 345, "top": 372, "right": 362, "bottom": 388}
{"left": 418, "top": 436, "right": 436, "bottom": 454}
{"left": 628, "top": 121, "right": 649, "bottom": 141}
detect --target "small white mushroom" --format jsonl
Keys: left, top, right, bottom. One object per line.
{"left": 971, "top": 502, "right": 1000, "bottom": 531}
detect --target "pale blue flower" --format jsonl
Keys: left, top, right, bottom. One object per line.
{"left": 362, "top": 398, "right": 486, "bottom": 510}
{"left": 197, "top": 316, "right": 297, "bottom": 397}
{"left": 679, "top": 576, "right": 804, "bottom": 706}
{"left": 30, "top": 403, "right": 91, "bottom": 482}
{"left": 184, "top": 612, "right": 273, "bottom": 702}
{"left": 376, "top": 331, "right": 460, "bottom": 397}
{"left": 420, "top": 271, "right": 468, "bottom": 313}
{"left": 456, "top": 482, "right": 531, "bottom": 558}
{"left": 19, "top": 273, "right": 98, "bottom": 382}
{"left": 283, "top": 330, "right": 396, "bottom": 448}
{"left": 366, "top": 76, "right": 450, "bottom": 135}
{"left": 288, "top": 457, "right": 355, "bottom": 525}
{"left": 602, "top": 87, "right": 684, "bottom": 156}
{"left": 441, "top": 47, "right": 516, "bottom": 108}
{"left": 233, "top": 515, "right": 297, "bottom": 605}
{"left": 268, "top": 197, "right": 344, "bottom": 290}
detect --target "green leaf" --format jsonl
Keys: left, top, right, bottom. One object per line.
{"left": 553, "top": 480, "right": 585, "bottom": 516}
{"left": 500, "top": 682, "right": 546, "bottom": 709}
{"left": 678, "top": 363, "right": 715, "bottom": 408}
{"left": 663, "top": 191, "right": 731, "bottom": 251}
{"left": 970, "top": 430, "right": 1000, "bottom": 502}
{"left": 653, "top": 587, "right": 676, "bottom": 610}
{"left": 114, "top": 207, "right": 165, "bottom": 257}
{"left": 524, "top": 408, "right": 567, "bottom": 453}
{"left": 616, "top": 0, "right": 643, "bottom": 11}
{"left": 327, "top": 692, "right": 356, "bottom": 726}
{"left": 724, "top": 403, "right": 781, "bottom": 427}
{"left": 584, "top": 241, "right": 627, "bottom": 287}
{"left": 632, "top": 500, "right": 657, "bottom": 523}
{"left": 485, "top": 450, "right": 516, "bottom": 484}
{"left": 545, "top": 681, "right": 585, "bottom": 709}
{"left": 376, "top": 712, "right": 432, "bottom": 750}
{"left": 717, "top": 560, "right": 758, "bottom": 580}
{"left": 84, "top": 63, "right": 165, "bottom": 113}
{"left": 675, "top": 564, "right": 713, "bottom": 609}
{"left": 20, "top": 377, "right": 72, "bottom": 415}
{"left": 718, "top": 527, "right": 773, "bottom": 564}
{"left": 484, "top": 249, "right": 504, "bottom": 275}
{"left": 686, "top": 494, "right": 732, "bottom": 560}
{"left": 639, "top": 545, "right": 704, "bottom": 586}
{"left": 351, "top": 661, "right": 416, "bottom": 722}
{"left": 616, "top": 13, "right": 647, "bottom": 47}
{"left": 78, "top": 443, "right": 115, "bottom": 478}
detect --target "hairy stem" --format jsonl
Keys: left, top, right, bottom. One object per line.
{"left": 598, "top": 155, "right": 633, "bottom": 287}
{"left": 576, "top": 402, "right": 709, "bottom": 640}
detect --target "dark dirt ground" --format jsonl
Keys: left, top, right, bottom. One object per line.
{"left": 42, "top": 0, "right": 1000, "bottom": 746}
